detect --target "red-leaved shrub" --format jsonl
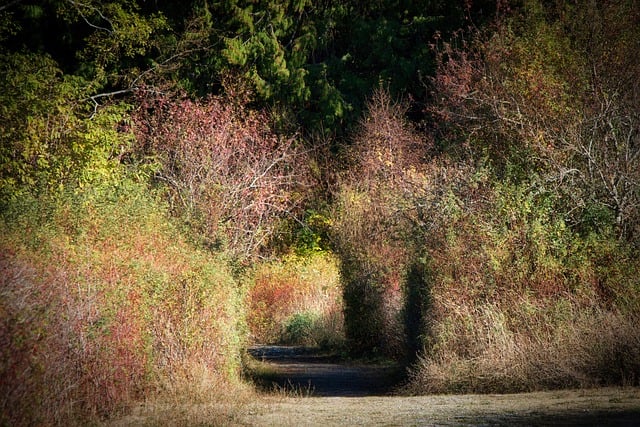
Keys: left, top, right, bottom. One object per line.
{"left": 133, "top": 91, "right": 311, "bottom": 257}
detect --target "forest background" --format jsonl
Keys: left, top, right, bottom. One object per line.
{"left": 1, "top": 0, "right": 639, "bottom": 425}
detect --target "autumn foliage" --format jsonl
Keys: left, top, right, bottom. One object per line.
{"left": 0, "top": 184, "right": 245, "bottom": 425}
{"left": 246, "top": 253, "right": 344, "bottom": 347}
{"left": 429, "top": 1, "right": 640, "bottom": 239}
{"left": 2, "top": 0, "right": 640, "bottom": 424}
{"left": 330, "top": 0, "right": 640, "bottom": 389}
{"left": 401, "top": 0, "right": 640, "bottom": 392}
{"left": 332, "top": 88, "right": 428, "bottom": 357}
{"left": 132, "top": 91, "right": 311, "bottom": 257}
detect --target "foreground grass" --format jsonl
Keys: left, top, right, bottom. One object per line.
{"left": 239, "top": 387, "right": 640, "bottom": 426}
{"left": 103, "top": 384, "right": 256, "bottom": 427}
{"left": 103, "top": 387, "right": 640, "bottom": 426}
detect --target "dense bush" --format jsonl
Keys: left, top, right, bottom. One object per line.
{"left": 0, "top": 47, "right": 247, "bottom": 424}
{"left": 332, "top": 88, "right": 427, "bottom": 358}
{"left": 403, "top": 171, "right": 640, "bottom": 393}
{"left": 429, "top": 0, "right": 640, "bottom": 241}
{"left": 400, "top": 0, "right": 640, "bottom": 392}
{"left": 132, "top": 92, "right": 312, "bottom": 258}
{"left": 0, "top": 180, "right": 246, "bottom": 425}
{"left": 245, "top": 252, "right": 344, "bottom": 348}
{"left": 333, "top": 24, "right": 640, "bottom": 385}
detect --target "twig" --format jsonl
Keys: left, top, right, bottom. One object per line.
{"left": 66, "top": 0, "right": 113, "bottom": 33}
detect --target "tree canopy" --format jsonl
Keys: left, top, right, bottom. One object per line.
{"left": 0, "top": 0, "right": 497, "bottom": 135}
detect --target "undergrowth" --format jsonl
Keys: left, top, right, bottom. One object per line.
{"left": 403, "top": 170, "right": 640, "bottom": 393}
{"left": 0, "top": 179, "right": 246, "bottom": 426}
{"left": 245, "top": 252, "right": 344, "bottom": 349}
{"left": 333, "top": 82, "right": 640, "bottom": 391}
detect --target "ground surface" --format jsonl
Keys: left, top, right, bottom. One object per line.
{"left": 246, "top": 345, "right": 405, "bottom": 397}
{"left": 239, "top": 390, "right": 640, "bottom": 426}
{"left": 240, "top": 346, "right": 640, "bottom": 426}
{"left": 109, "top": 346, "right": 640, "bottom": 426}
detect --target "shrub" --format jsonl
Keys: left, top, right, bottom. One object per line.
{"left": 282, "top": 312, "right": 318, "bottom": 345}
{"left": 403, "top": 174, "right": 640, "bottom": 393}
{"left": 332, "top": 82, "right": 640, "bottom": 387}
{"left": 132, "top": 91, "right": 312, "bottom": 258}
{"left": 429, "top": 0, "right": 640, "bottom": 242}
{"left": 331, "top": 87, "right": 427, "bottom": 358}
{"left": 0, "top": 181, "right": 245, "bottom": 425}
{"left": 245, "top": 252, "right": 344, "bottom": 348}
{"left": 392, "top": 0, "right": 640, "bottom": 393}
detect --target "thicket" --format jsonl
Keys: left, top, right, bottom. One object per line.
{"left": 0, "top": 4, "right": 246, "bottom": 424}
{"left": 131, "top": 90, "right": 312, "bottom": 258}
{"left": 246, "top": 252, "right": 344, "bottom": 348}
{"left": 0, "top": 34, "right": 249, "bottom": 424}
{"left": 332, "top": 88, "right": 426, "bottom": 358}
{"left": 408, "top": 0, "right": 640, "bottom": 392}
{"left": 1, "top": 182, "right": 246, "bottom": 425}
{"left": 332, "top": 0, "right": 640, "bottom": 391}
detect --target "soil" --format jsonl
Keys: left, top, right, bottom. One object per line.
{"left": 240, "top": 345, "right": 640, "bottom": 426}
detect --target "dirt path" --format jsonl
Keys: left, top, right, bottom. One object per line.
{"left": 241, "top": 346, "right": 640, "bottom": 426}
{"left": 246, "top": 345, "right": 404, "bottom": 397}
{"left": 108, "top": 347, "right": 640, "bottom": 425}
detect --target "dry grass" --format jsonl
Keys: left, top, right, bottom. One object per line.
{"left": 407, "top": 303, "right": 640, "bottom": 394}
{"left": 105, "top": 366, "right": 255, "bottom": 427}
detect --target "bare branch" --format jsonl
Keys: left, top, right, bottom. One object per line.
{"left": 65, "top": 0, "right": 113, "bottom": 33}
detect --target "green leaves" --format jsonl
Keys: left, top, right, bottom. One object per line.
{"left": 0, "top": 50, "right": 134, "bottom": 200}
{"left": 216, "top": 0, "right": 315, "bottom": 108}
{"left": 72, "top": 0, "right": 168, "bottom": 86}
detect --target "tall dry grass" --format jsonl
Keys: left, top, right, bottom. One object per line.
{"left": 408, "top": 303, "right": 640, "bottom": 394}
